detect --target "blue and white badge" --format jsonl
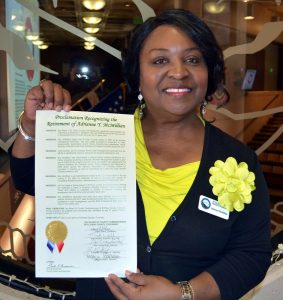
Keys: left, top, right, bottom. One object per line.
{"left": 198, "top": 195, "right": 229, "bottom": 220}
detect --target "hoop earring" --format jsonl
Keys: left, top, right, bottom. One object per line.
{"left": 138, "top": 90, "right": 146, "bottom": 119}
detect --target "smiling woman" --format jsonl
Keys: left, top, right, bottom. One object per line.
{"left": 9, "top": 8, "right": 271, "bottom": 300}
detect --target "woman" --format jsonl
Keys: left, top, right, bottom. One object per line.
{"left": 10, "top": 9, "right": 271, "bottom": 300}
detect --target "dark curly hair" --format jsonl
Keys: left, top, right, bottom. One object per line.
{"left": 122, "top": 9, "right": 225, "bottom": 102}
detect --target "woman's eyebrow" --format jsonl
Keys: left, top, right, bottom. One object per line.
{"left": 148, "top": 47, "right": 201, "bottom": 53}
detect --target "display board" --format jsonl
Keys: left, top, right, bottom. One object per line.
{"left": 5, "top": 0, "right": 40, "bottom": 131}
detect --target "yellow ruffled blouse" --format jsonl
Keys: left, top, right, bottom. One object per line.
{"left": 135, "top": 110, "right": 200, "bottom": 245}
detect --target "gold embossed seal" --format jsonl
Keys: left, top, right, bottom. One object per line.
{"left": 45, "top": 220, "right": 68, "bottom": 244}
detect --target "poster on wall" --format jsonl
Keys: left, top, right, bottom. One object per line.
{"left": 5, "top": 0, "right": 40, "bottom": 131}
{"left": 241, "top": 69, "right": 257, "bottom": 91}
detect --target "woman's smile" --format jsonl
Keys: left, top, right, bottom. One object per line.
{"left": 162, "top": 87, "right": 193, "bottom": 96}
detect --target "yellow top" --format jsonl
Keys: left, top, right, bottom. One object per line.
{"left": 135, "top": 110, "right": 200, "bottom": 245}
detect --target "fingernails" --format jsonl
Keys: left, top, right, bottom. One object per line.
{"left": 107, "top": 273, "right": 116, "bottom": 280}
{"left": 63, "top": 104, "right": 71, "bottom": 111}
{"left": 125, "top": 270, "right": 133, "bottom": 277}
{"left": 39, "top": 79, "right": 47, "bottom": 87}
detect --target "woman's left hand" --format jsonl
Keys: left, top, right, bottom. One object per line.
{"left": 105, "top": 271, "right": 181, "bottom": 300}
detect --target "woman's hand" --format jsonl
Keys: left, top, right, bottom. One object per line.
{"left": 24, "top": 79, "right": 71, "bottom": 123}
{"left": 12, "top": 80, "right": 71, "bottom": 158}
{"left": 105, "top": 271, "right": 181, "bottom": 300}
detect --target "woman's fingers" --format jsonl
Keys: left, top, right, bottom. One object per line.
{"left": 106, "top": 272, "right": 179, "bottom": 300}
{"left": 52, "top": 83, "right": 71, "bottom": 111}
{"left": 105, "top": 275, "right": 133, "bottom": 300}
{"left": 62, "top": 88, "right": 72, "bottom": 111}
{"left": 39, "top": 79, "right": 55, "bottom": 109}
{"left": 125, "top": 271, "right": 146, "bottom": 286}
{"left": 24, "top": 85, "right": 45, "bottom": 120}
{"left": 24, "top": 80, "right": 72, "bottom": 119}
{"left": 40, "top": 80, "right": 71, "bottom": 111}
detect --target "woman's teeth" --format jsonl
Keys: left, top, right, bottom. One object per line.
{"left": 164, "top": 88, "right": 192, "bottom": 93}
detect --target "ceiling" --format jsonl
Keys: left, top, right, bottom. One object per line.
{"left": 37, "top": 0, "right": 283, "bottom": 50}
{"left": 38, "top": 0, "right": 165, "bottom": 49}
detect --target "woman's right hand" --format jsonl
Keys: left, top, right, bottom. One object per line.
{"left": 23, "top": 79, "right": 71, "bottom": 123}
{"left": 21, "top": 80, "right": 72, "bottom": 138}
{"left": 12, "top": 80, "right": 71, "bottom": 158}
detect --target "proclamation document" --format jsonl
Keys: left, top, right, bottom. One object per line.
{"left": 35, "top": 110, "right": 136, "bottom": 278}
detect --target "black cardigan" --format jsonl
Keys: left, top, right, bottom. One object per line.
{"left": 10, "top": 122, "right": 271, "bottom": 300}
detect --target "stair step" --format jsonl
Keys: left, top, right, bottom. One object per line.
{"left": 260, "top": 126, "right": 280, "bottom": 133}
{"left": 253, "top": 137, "right": 283, "bottom": 145}
{"left": 269, "top": 113, "right": 283, "bottom": 118}
{"left": 264, "top": 122, "right": 282, "bottom": 127}
{"left": 248, "top": 114, "right": 283, "bottom": 182}
{"left": 258, "top": 153, "right": 283, "bottom": 163}
{"left": 267, "top": 120, "right": 283, "bottom": 125}
{"left": 269, "top": 188, "right": 283, "bottom": 199}
{"left": 266, "top": 119, "right": 282, "bottom": 123}
{"left": 254, "top": 132, "right": 283, "bottom": 137}
{"left": 260, "top": 161, "right": 283, "bottom": 170}
{"left": 248, "top": 141, "right": 283, "bottom": 148}
{"left": 261, "top": 127, "right": 279, "bottom": 132}
{"left": 264, "top": 173, "right": 283, "bottom": 189}
{"left": 264, "top": 149, "right": 283, "bottom": 154}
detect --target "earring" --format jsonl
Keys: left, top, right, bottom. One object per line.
{"left": 201, "top": 99, "right": 208, "bottom": 116}
{"left": 138, "top": 90, "right": 146, "bottom": 119}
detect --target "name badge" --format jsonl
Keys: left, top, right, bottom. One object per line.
{"left": 198, "top": 195, "right": 229, "bottom": 220}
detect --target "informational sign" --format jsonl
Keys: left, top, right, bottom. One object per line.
{"left": 5, "top": 0, "right": 40, "bottom": 131}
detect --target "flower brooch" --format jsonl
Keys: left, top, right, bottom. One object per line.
{"left": 209, "top": 157, "right": 256, "bottom": 212}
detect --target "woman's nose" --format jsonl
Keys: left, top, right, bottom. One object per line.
{"left": 167, "top": 61, "right": 189, "bottom": 80}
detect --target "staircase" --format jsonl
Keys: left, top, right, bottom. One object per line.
{"left": 248, "top": 112, "right": 283, "bottom": 200}
{"left": 247, "top": 112, "right": 283, "bottom": 234}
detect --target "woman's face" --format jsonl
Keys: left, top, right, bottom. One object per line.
{"left": 139, "top": 25, "right": 208, "bottom": 119}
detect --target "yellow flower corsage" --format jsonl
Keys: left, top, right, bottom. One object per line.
{"left": 209, "top": 157, "right": 256, "bottom": 212}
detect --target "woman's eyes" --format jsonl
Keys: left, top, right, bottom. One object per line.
{"left": 185, "top": 56, "right": 200, "bottom": 64}
{"left": 152, "top": 56, "right": 201, "bottom": 65}
{"left": 153, "top": 58, "right": 168, "bottom": 64}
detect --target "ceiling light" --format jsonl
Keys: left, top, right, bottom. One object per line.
{"left": 81, "top": 66, "right": 89, "bottom": 73}
{"left": 84, "top": 36, "right": 97, "bottom": 42}
{"left": 82, "top": 16, "right": 102, "bottom": 24}
{"left": 38, "top": 44, "right": 49, "bottom": 50}
{"left": 32, "top": 40, "right": 44, "bottom": 45}
{"left": 244, "top": 4, "right": 255, "bottom": 20}
{"left": 84, "top": 27, "right": 100, "bottom": 34}
{"left": 204, "top": 2, "right": 226, "bottom": 14}
{"left": 244, "top": 15, "right": 254, "bottom": 20}
{"left": 84, "top": 44, "right": 95, "bottom": 50}
{"left": 84, "top": 41, "right": 95, "bottom": 46}
{"left": 82, "top": 0, "right": 106, "bottom": 10}
{"left": 13, "top": 24, "right": 25, "bottom": 31}
{"left": 26, "top": 33, "right": 39, "bottom": 41}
